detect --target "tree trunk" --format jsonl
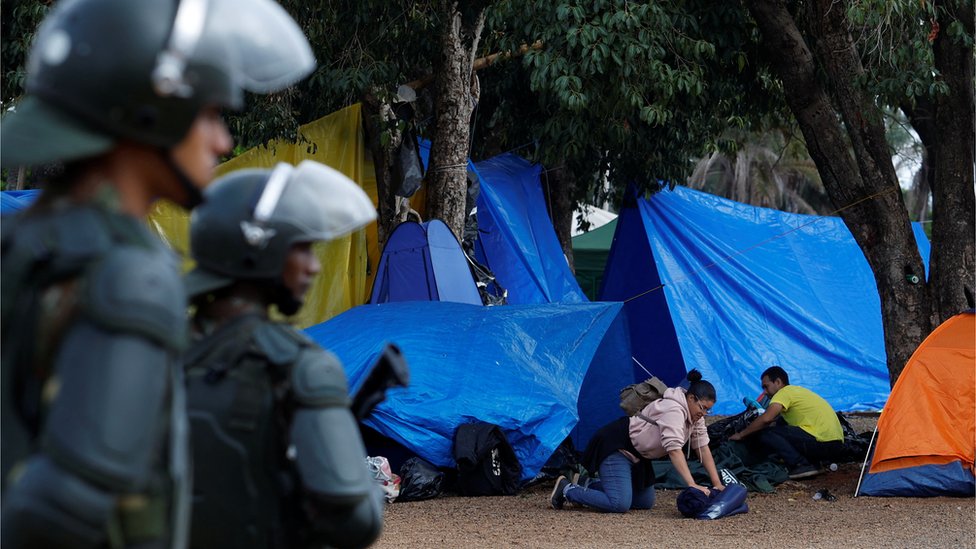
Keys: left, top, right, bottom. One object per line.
{"left": 427, "top": 1, "right": 487, "bottom": 239}
{"left": 746, "top": 0, "right": 932, "bottom": 386}
{"left": 927, "top": 0, "right": 976, "bottom": 321}
{"left": 546, "top": 166, "right": 577, "bottom": 271}
{"left": 362, "top": 98, "right": 402, "bottom": 252}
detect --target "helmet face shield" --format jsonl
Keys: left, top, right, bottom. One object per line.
{"left": 266, "top": 161, "right": 378, "bottom": 242}
{"left": 159, "top": 0, "right": 316, "bottom": 105}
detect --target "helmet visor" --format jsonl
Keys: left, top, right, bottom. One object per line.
{"left": 158, "top": 0, "right": 315, "bottom": 102}
{"left": 266, "top": 161, "right": 377, "bottom": 242}
{"left": 202, "top": 0, "right": 316, "bottom": 93}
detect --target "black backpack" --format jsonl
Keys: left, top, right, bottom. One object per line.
{"left": 452, "top": 422, "right": 522, "bottom": 496}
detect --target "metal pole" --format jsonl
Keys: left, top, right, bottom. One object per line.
{"left": 853, "top": 423, "right": 879, "bottom": 497}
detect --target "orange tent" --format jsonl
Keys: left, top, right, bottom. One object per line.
{"left": 858, "top": 311, "right": 975, "bottom": 496}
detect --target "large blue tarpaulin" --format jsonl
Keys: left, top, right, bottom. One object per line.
{"left": 305, "top": 301, "right": 634, "bottom": 482}
{"left": 600, "top": 186, "right": 931, "bottom": 415}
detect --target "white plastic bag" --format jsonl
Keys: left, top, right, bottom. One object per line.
{"left": 366, "top": 456, "right": 401, "bottom": 503}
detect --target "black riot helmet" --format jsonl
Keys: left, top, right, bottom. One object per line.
{"left": 1, "top": 0, "right": 314, "bottom": 174}
{"left": 185, "top": 161, "right": 377, "bottom": 312}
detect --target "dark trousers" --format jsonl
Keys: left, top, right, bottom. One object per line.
{"left": 754, "top": 424, "right": 844, "bottom": 468}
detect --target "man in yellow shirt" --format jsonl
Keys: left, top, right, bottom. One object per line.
{"left": 729, "top": 366, "right": 844, "bottom": 479}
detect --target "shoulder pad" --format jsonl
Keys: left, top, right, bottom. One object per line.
{"left": 2, "top": 208, "right": 115, "bottom": 283}
{"left": 80, "top": 246, "right": 187, "bottom": 351}
{"left": 291, "top": 347, "right": 351, "bottom": 408}
{"left": 252, "top": 323, "right": 315, "bottom": 367}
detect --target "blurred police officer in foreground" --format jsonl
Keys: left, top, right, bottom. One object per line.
{"left": 0, "top": 0, "right": 314, "bottom": 547}
{"left": 182, "top": 161, "right": 383, "bottom": 548}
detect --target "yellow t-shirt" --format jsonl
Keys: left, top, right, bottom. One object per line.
{"left": 770, "top": 385, "right": 844, "bottom": 442}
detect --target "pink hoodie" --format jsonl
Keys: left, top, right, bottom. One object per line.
{"left": 627, "top": 387, "right": 709, "bottom": 459}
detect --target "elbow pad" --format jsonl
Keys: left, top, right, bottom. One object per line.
{"left": 307, "top": 486, "right": 384, "bottom": 549}
{"left": 1, "top": 456, "right": 114, "bottom": 549}
{"left": 290, "top": 349, "right": 369, "bottom": 502}
{"left": 44, "top": 321, "right": 172, "bottom": 491}
{"left": 289, "top": 349, "right": 383, "bottom": 546}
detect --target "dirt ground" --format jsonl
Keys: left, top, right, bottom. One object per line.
{"left": 372, "top": 415, "right": 975, "bottom": 549}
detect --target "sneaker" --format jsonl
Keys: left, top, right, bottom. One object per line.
{"left": 788, "top": 464, "right": 821, "bottom": 480}
{"left": 549, "top": 476, "right": 571, "bottom": 509}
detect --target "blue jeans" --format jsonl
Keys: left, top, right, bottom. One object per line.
{"left": 564, "top": 452, "right": 656, "bottom": 513}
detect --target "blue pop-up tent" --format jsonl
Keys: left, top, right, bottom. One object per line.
{"left": 600, "top": 185, "right": 931, "bottom": 415}
{"left": 305, "top": 301, "right": 634, "bottom": 482}
{"left": 369, "top": 219, "right": 482, "bottom": 305}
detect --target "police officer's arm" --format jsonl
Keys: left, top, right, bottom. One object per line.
{"left": 1, "top": 249, "right": 185, "bottom": 548}
{"left": 729, "top": 402, "right": 784, "bottom": 441}
{"left": 290, "top": 348, "right": 384, "bottom": 549}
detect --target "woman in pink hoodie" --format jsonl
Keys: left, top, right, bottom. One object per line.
{"left": 549, "top": 369, "right": 724, "bottom": 513}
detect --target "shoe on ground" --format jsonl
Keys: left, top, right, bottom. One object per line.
{"left": 788, "top": 464, "right": 821, "bottom": 480}
{"left": 549, "top": 476, "right": 570, "bottom": 509}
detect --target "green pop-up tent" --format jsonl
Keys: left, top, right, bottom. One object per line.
{"left": 571, "top": 218, "right": 617, "bottom": 301}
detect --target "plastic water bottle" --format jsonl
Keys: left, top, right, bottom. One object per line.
{"left": 742, "top": 397, "right": 765, "bottom": 414}
{"left": 812, "top": 488, "right": 836, "bottom": 501}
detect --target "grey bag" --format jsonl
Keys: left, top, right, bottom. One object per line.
{"left": 619, "top": 376, "right": 668, "bottom": 416}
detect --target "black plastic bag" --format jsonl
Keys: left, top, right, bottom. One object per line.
{"left": 707, "top": 408, "right": 761, "bottom": 446}
{"left": 398, "top": 457, "right": 444, "bottom": 502}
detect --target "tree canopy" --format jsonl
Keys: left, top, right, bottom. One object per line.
{"left": 2, "top": 0, "right": 972, "bottom": 384}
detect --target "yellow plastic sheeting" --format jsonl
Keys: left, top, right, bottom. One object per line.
{"left": 147, "top": 103, "right": 376, "bottom": 328}
{"left": 147, "top": 199, "right": 194, "bottom": 272}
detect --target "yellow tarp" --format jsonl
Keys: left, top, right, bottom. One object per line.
{"left": 147, "top": 103, "right": 377, "bottom": 328}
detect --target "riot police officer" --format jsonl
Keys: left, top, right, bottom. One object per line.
{"left": 0, "top": 0, "right": 314, "bottom": 547}
{"left": 182, "top": 161, "right": 383, "bottom": 548}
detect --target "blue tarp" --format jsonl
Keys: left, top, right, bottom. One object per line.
{"left": 369, "top": 219, "right": 482, "bottom": 305}
{"left": 600, "top": 185, "right": 931, "bottom": 415}
{"left": 416, "top": 143, "right": 586, "bottom": 304}
{"left": 1, "top": 189, "right": 40, "bottom": 214}
{"left": 304, "top": 301, "right": 634, "bottom": 482}
{"left": 469, "top": 154, "right": 587, "bottom": 304}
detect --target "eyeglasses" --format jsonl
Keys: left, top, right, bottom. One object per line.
{"left": 694, "top": 396, "right": 711, "bottom": 416}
